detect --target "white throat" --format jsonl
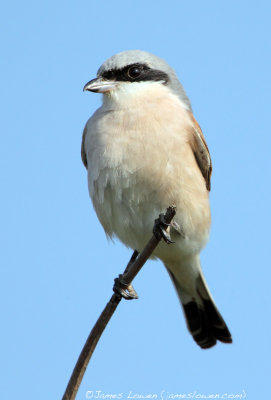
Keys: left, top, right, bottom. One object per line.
{"left": 102, "top": 81, "right": 189, "bottom": 111}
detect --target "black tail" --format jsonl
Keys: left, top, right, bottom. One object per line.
{"left": 168, "top": 270, "right": 232, "bottom": 349}
{"left": 182, "top": 294, "right": 232, "bottom": 349}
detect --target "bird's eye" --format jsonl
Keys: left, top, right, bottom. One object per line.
{"left": 127, "top": 66, "right": 141, "bottom": 79}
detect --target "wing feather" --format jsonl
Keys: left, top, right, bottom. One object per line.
{"left": 189, "top": 113, "right": 212, "bottom": 191}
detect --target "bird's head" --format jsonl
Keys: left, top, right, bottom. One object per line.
{"left": 83, "top": 50, "right": 191, "bottom": 109}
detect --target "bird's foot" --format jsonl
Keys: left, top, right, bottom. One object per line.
{"left": 113, "top": 274, "right": 138, "bottom": 300}
{"left": 153, "top": 213, "right": 175, "bottom": 244}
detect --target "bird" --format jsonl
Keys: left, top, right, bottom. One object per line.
{"left": 81, "top": 50, "right": 232, "bottom": 349}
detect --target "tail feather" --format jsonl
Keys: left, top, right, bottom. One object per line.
{"left": 167, "top": 269, "right": 232, "bottom": 349}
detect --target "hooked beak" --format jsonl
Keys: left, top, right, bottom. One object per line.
{"left": 83, "top": 77, "right": 117, "bottom": 93}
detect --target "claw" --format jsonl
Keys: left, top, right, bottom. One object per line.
{"left": 153, "top": 213, "right": 175, "bottom": 244}
{"left": 113, "top": 275, "right": 138, "bottom": 300}
{"left": 159, "top": 224, "right": 174, "bottom": 244}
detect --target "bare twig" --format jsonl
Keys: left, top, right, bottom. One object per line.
{"left": 62, "top": 206, "right": 176, "bottom": 400}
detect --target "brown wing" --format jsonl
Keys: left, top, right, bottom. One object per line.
{"left": 81, "top": 124, "right": 88, "bottom": 169}
{"left": 189, "top": 113, "right": 212, "bottom": 191}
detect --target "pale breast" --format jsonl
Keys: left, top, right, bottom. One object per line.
{"left": 84, "top": 85, "right": 211, "bottom": 255}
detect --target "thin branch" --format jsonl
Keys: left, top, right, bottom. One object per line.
{"left": 62, "top": 205, "right": 176, "bottom": 400}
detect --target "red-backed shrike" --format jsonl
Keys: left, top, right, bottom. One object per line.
{"left": 82, "top": 50, "right": 232, "bottom": 349}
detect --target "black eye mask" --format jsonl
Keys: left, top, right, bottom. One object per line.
{"left": 101, "top": 63, "right": 170, "bottom": 84}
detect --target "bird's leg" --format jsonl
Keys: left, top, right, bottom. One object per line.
{"left": 113, "top": 250, "right": 139, "bottom": 300}
{"left": 153, "top": 213, "right": 175, "bottom": 244}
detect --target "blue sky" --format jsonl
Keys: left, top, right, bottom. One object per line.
{"left": 1, "top": 1, "right": 270, "bottom": 399}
